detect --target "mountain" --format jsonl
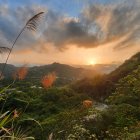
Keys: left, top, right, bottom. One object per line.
{"left": 28, "top": 62, "right": 96, "bottom": 79}
{"left": 2, "top": 52, "right": 140, "bottom": 87}
{"left": 73, "top": 52, "right": 140, "bottom": 100}
{"left": 0, "top": 62, "right": 98, "bottom": 85}
{"left": 0, "top": 63, "right": 17, "bottom": 77}
{"left": 76, "top": 63, "right": 119, "bottom": 74}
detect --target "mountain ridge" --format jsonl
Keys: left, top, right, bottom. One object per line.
{"left": 0, "top": 62, "right": 97, "bottom": 85}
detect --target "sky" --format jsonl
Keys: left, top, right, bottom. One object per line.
{"left": 0, "top": 0, "right": 140, "bottom": 65}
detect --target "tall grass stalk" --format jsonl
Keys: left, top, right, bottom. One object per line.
{"left": 0, "top": 12, "right": 44, "bottom": 79}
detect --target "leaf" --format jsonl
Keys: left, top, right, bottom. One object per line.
{"left": 0, "top": 113, "right": 11, "bottom": 128}
{"left": 0, "top": 82, "right": 14, "bottom": 94}
{"left": 0, "top": 136, "right": 35, "bottom": 139}
{"left": 1, "top": 127, "right": 11, "bottom": 135}
{"left": 0, "top": 111, "right": 10, "bottom": 119}
{"left": 20, "top": 118, "right": 43, "bottom": 131}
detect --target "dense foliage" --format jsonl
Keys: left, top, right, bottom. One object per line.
{"left": 1, "top": 52, "right": 140, "bottom": 139}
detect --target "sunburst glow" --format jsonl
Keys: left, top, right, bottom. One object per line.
{"left": 88, "top": 59, "right": 97, "bottom": 65}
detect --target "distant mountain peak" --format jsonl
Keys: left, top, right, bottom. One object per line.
{"left": 52, "top": 62, "right": 60, "bottom": 65}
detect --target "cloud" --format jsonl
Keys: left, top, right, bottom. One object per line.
{"left": 0, "top": 0, "right": 139, "bottom": 52}
{"left": 43, "top": 0, "right": 140, "bottom": 50}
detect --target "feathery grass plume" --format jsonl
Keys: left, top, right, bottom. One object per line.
{"left": 0, "top": 12, "right": 44, "bottom": 79}
{"left": 26, "top": 12, "right": 44, "bottom": 31}
{"left": 13, "top": 109, "right": 19, "bottom": 119}
{"left": 0, "top": 71, "right": 4, "bottom": 80}
{"left": 17, "top": 66, "right": 28, "bottom": 80}
{"left": 0, "top": 47, "right": 10, "bottom": 54}
{"left": 83, "top": 100, "right": 93, "bottom": 108}
{"left": 13, "top": 65, "right": 28, "bottom": 80}
{"left": 48, "top": 133, "right": 53, "bottom": 140}
{"left": 41, "top": 72, "right": 56, "bottom": 89}
{"left": 12, "top": 71, "right": 17, "bottom": 81}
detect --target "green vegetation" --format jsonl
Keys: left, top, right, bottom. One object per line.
{"left": 1, "top": 52, "right": 140, "bottom": 139}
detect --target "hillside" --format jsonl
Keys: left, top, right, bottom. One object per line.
{"left": 75, "top": 63, "right": 119, "bottom": 74}
{"left": 108, "top": 52, "right": 140, "bottom": 82}
{"left": 0, "top": 62, "right": 97, "bottom": 85}
{"left": 0, "top": 63, "right": 17, "bottom": 77}
{"left": 2, "top": 53, "right": 140, "bottom": 139}
{"left": 1, "top": 53, "right": 140, "bottom": 139}
{"left": 73, "top": 52, "right": 140, "bottom": 100}
{"left": 27, "top": 62, "right": 96, "bottom": 79}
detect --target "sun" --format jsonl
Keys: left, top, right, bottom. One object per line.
{"left": 88, "top": 60, "right": 97, "bottom": 65}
